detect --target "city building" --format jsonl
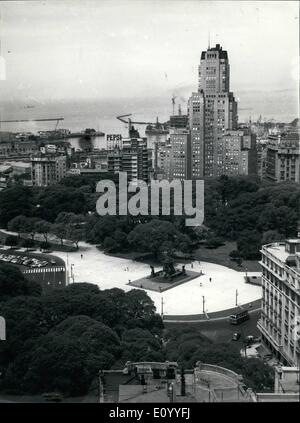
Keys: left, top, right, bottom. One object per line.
{"left": 221, "top": 130, "right": 257, "bottom": 176}
{"left": 0, "top": 164, "right": 13, "bottom": 190}
{"left": 0, "top": 138, "right": 38, "bottom": 159}
{"left": 5, "top": 160, "right": 32, "bottom": 177}
{"left": 256, "top": 139, "right": 269, "bottom": 180}
{"left": 258, "top": 238, "right": 300, "bottom": 367}
{"left": 107, "top": 127, "right": 151, "bottom": 183}
{"left": 106, "top": 134, "right": 123, "bottom": 151}
{"left": 0, "top": 131, "right": 14, "bottom": 143}
{"left": 169, "top": 107, "right": 189, "bottom": 129}
{"left": 188, "top": 92, "right": 205, "bottom": 178}
{"left": 163, "top": 128, "right": 191, "bottom": 181}
{"left": 0, "top": 160, "right": 32, "bottom": 189}
{"left": 31, "top": 154, "right": 67, "bottom": 186}
{"left": 265, "top": 132, "right": 300, "bottom": 183}
{"left": 188, "top": 44, "right": 238, "bottom": 178}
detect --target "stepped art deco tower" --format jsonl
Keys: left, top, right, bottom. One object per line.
{"left": 188, "top": 44, "right": 238, "bottom": 178}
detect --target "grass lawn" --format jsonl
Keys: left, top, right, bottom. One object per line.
{"left": 194, "top": 241, "right": 261, "bottom": 272}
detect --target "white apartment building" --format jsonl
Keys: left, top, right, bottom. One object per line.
{"left": 258, "top": 239, "right": 300, "bottom": 366}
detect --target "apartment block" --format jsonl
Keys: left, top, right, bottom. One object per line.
{"left": 265, "top": 132, "right": 300, "bottom": 183}
{"left": 258, "top": 239, "right": 300, "bottom": 366}
{"left": 107, "top": 128, "right": 150, "bottom": 183}
{"left": 221, "top": 130, "right": 257, "bottom": 176}
{"left": 31, "top": 154, "right": 67, "bottom": 186}
{"left": 163, "top": 128, "right": 191, "bottom": 181}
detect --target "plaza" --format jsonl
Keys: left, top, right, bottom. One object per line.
{"left": 55, "top": 242, "right": 261, "bottom": 317}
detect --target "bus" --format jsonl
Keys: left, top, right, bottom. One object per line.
{"left": 229, "top": 310, "right": 250, "bottom": 325}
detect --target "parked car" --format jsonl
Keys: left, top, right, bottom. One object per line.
{"left": 232, "top": 332, "right": 241, "bottom": 341}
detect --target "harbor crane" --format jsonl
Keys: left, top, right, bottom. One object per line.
{"left": 0, "top": 117, "right": 64, "bottom": 130}
{"left": 116, "top": 114, "right": 163, "bottom": 134}
{"left": 172, "top": 94, "right": 177, "bottom": 116}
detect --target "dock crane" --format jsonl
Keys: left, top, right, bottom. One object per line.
{"left": 0, "top": 117, "right": 64, "bottom": 131}
{"left": 116, "top": 113, "right": 163, "bottom": 135}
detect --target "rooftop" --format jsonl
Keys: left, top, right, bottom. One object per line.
{"left": 262, "top": 242, "right": 291, "bottom": 263}
{"left": 201, "top": 44, "right": 228, "bottom": 60}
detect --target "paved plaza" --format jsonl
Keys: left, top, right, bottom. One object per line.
{"left": 54, "top": 242, "right": 261, "bottom": 316}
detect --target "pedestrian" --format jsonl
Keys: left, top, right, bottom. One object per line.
{"left": 81, "top": 254, "right": 83, "bottom": 259}
{"left": 191, "top": 263, "right": 193, "bottom": 269}
{"left": 198, "top": 261, "right": 201, "bottom": 265}
{"left": 209, "top": 277, "right": 212, "bottom": 283}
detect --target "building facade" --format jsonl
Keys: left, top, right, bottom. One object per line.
{"left": 221, "top": 130, "right": 257, "bottom": 176}
{"left": 163, "top": 128, "right": 191, "bottom": 181}
{"left": 265, "top": 132, "right": 300, "bottom": 183}
{"left": 107, "top": 129, "right": 150, "bottom": 183}
{"left": 188, "top": 92, "right": 205, "bottom": 178}
{"left": 0, "top": 139, "right": 38, "bottom": 159}
{"left": 31, "top": 154, "right": 67, "bottom": 186}
{"left": 258, "top": 239, "right": 300, "bottom": 366}
{"left": 188, "top": 44, "right": 238, "bottom": 178}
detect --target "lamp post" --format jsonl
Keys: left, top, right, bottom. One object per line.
{"left": 202, "top": 296, "right": 205, "bottom": 314}
{"left": 71, "top": 264, "right": 75, "bottom": 283}
{"left": 235, "top": 289, "right": 238, "bottom": 306}
{"left": 161, "top": 297, "right": 164, "bottom": 318}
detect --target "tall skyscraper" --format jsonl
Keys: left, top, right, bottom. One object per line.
{"left": 188, "top": 44, "right": 238, "bottom": 178}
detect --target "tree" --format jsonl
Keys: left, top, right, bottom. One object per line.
{"left": 121, "top": 328, "right": 164, "bottom": 362}
{"left": 237, "top": 230, "right": 262, "bottom": 260}
{"left": 35, "top": 220, "right": 51, "bottom": 243}
{"left": 0, "top": 186, "right": 34, "bottom": 227}
{"left": 24, "top": 217, "right": 40, "bottom": 241}
{"left": 7, "top": 215, "right": 28, "bottom": 239}
{"left": 262, "top": 230, "right": 284, "bottom": 245}
{"left": 0, "top": 263, "right": 41, "bottom": 298}
{"left": 21, "top": 238, "right": 35, "bottom": 251}
{"left": 113, "top": 230, "right": 128, "bottom": 251}
{"left": 15, "top": 316, "right": 121, "bottom": 395}
{"left": 103, "top": 236, "right": 118, "bottom": 252}
{"left": 40, "top": 241, "right": 51, "bottom": 251}
{"left": 51, "top": 223, "right": 67, "bottom": 246}
{"left": 36, "top": 185, "right": 88, "bottom": 222}
{"left": 205, "top": 233, "right": 224, "bottom": 249}
{"left": 5, "top": 235, "right": 18, "bottom": 248}
{"left": 66, "top": 225, "right": 85, "bottom": 249}
{"left": 127, "top": 219, "right": 192, "bottom": 259}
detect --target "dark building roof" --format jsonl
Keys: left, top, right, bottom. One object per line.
{"left": 201, "top": 44, "right": 228, "bottom": 60}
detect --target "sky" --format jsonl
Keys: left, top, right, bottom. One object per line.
{"left": 0, "top": 0, "right": 299, "bottom": 103}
